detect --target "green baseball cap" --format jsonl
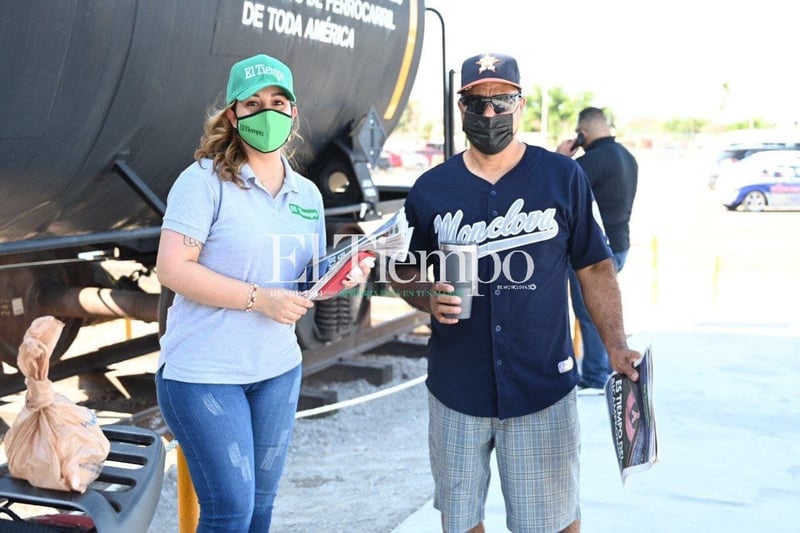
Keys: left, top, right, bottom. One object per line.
{"left": 226, "top": 54, "right": 296, "bottom": 105}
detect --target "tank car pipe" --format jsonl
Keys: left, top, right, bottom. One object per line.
{"left": 0, "top": 228, "right": 161, "bottom": 257}
{"left": 37, "top": 285, "right": 160, "bottom": 323}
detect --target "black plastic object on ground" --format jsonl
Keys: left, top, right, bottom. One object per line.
{"left": 0, "top": 424, "right": 166, "bottom": 533}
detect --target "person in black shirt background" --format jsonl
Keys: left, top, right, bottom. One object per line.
{"left": 557, "top": 106, "right": 639, "bottom": 391}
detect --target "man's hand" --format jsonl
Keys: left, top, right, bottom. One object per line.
{"left": 556, "top": 138, "right": 579, "bottom": 157}
{"left": 608, "top": 347, "right": 642, "bottom": 382}
{"left": 429, "top": 281, "right": 462, "bottom": 324}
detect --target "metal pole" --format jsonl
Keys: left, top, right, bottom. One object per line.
{"left": 541, "top": 86, "right": 549, "bottom": 144}
{"left": 424, "top": 7, "right": 452, "bottom": 160}
{"left": 448, "top": 68, "right": 456, "bottom": 157}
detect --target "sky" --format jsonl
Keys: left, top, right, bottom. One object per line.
{"left": 410, "top": 0, "right": 799, "bottom": 125}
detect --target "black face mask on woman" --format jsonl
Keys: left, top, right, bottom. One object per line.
{"left": 462, "top": 112, "right": 514, "bottom": 155}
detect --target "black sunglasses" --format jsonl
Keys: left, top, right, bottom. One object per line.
{"left": 460, "top": 93, "right": 521, "bottom": 115}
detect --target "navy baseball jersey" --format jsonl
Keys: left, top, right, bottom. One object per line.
{"left": 402, "top": 144, "right": 612, "bottom": 419}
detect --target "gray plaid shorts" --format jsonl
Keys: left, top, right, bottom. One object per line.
{"left": 428, "top": 390, "right": 580, "bottom": 532}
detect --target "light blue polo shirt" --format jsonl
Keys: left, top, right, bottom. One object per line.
{"left": 158, "top": 157, "right": 326, "bottom": 384}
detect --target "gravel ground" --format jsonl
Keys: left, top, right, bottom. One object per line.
{"left": 0, "top": 301, "right": 433, "bottom": 532}
{"left": 147, "top": 355, "right": 433, "bottom": 532}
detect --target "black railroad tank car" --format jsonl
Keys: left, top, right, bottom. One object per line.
{"left": 0, "top": 0, "right": 425, "bottom": 367}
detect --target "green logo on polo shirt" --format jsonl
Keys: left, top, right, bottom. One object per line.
{"left": 289, "top": 203, "right": 319, "bottom": 220}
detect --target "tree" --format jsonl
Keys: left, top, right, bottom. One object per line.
{"left": 727, "top": 118, "right": 775, "bottom": 130}
{"left": 663, "top": 117, "right": 708, "bottom": 135}
{"left": 522, "top": 86, "right": 594, "bottom": 144}
{"left": 395, "top": 100, "right": 420, "bottom": 134}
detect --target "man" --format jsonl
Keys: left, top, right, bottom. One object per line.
{"left": 557, "top": 107, "right": 639, "bottom": 391}
{"left": 389, "top": 53, "right": 640, "bottom": 533}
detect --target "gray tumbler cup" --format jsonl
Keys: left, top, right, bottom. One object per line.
{"left": 440, "top": 241, "right": 478, "bottom": 319}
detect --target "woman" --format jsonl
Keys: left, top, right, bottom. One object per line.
{"left": 155, "top": 54, "right": 367, "bottom": 532}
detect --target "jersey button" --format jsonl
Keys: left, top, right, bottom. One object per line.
{"left": 497, "top": 359, "right": 503, "bottom": 365}
{"left": 490, "top": 190, "right": 497, "bottom": 196}
{"left": 494, "top": 289, "right": 501, "bottom": 296}
{"left": 495, "top": 325, "right": 502, "bottom": 332}
{"left": 491, "top": 210, "right": 498, "bottom": 216}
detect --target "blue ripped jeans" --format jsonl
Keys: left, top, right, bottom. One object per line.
{"left": 569, "top": 250, "right": 628, "bottom": 388}
{"left": 156, "top": 364, "right": 301, "bottom": 532}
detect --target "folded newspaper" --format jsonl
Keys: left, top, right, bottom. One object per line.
{"left": 302, "top": 207, "right": 413, "bottom": 301}
{"left": 604, "top": 345, "right": 658, "bottom": 485}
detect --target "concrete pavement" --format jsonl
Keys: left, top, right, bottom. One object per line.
{"left": 393, "top": 317, "right": 800, "bottom": 532}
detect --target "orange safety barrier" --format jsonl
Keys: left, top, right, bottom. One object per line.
{"left": 177, "top": 446, "right": 199, "bottom": 532}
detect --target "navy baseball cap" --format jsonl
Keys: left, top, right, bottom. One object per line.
{"left": 458, "top": 53, "right": 521, "bottom": 93}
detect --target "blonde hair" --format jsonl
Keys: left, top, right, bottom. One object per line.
{"left": 194, "top": 104, "right": 302, "bottom": 188}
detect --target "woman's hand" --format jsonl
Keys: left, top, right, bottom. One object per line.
{"left": 340, "top": 254, "right": 376, "bottom": 290}
{"left": 254, "top": 288, "right": 314, "bottom": 325}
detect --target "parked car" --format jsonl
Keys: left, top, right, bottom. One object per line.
{"left": 378, "top": 149, "right": 428, "bottom": 170}
{"left": 708, "top": 136, "right": 800, "bottom": 189}
{"left": 416, "top": 142, "right": 445, "bottom": 166}
{"left": 377, "top": 150, "right": 403, "bottom": 170}
{"left": 717, "top": 150, "right": 800, "bottom": 212}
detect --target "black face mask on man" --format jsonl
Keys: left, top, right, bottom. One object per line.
{"left": 462, "top": 112, "right": 514, "bottom": 155}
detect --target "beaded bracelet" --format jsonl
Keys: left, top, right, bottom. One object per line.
{"left": 245, "top": 283, "right": 258, "bottom": 313}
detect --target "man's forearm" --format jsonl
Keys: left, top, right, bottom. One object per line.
{"left": 577, "top": 258, "right": 643, "bottom": 380}
{"left": 576, "top": 259, "right": 628, "bottom": 352}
